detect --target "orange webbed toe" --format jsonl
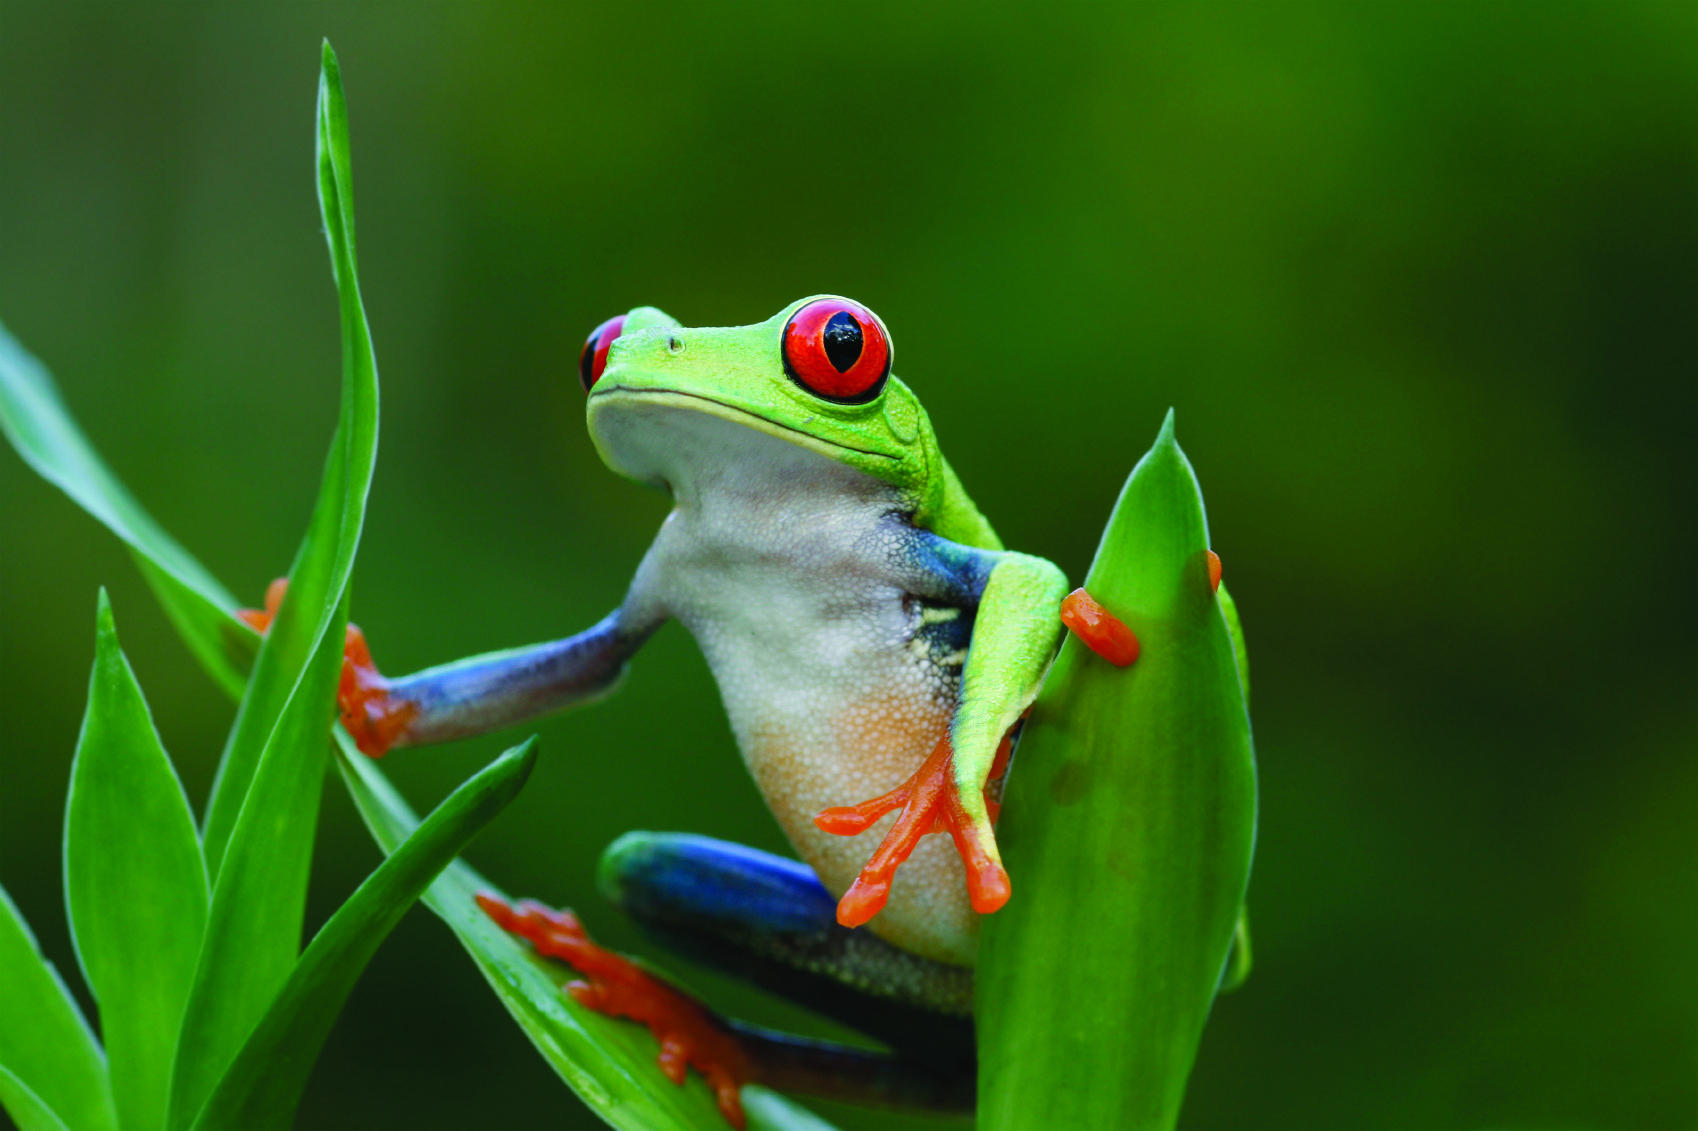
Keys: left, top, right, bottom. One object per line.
{"left": 1059, "top": 587, "right": 1140, "bottom": 666}
{"left": 238, "top": 577, "right": 416, "bottom": 758}
{"left": 814, "top": 730, "right": 1014, "bottom": 927}
{"left": 477, "top": 892, "right": 755, "bottom": 1128}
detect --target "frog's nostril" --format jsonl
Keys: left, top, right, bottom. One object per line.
{"left": 579, "top": 315, "right": 627, "bottom": 392}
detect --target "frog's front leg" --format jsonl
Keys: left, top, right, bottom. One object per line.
{"left": 240, "top": 576, "right": 665, "bottom": 756}
{"left": 818, "top": 538, "right": 1068, "bottom": 926}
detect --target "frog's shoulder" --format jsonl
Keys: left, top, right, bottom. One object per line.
{"left": 893, "top": 383, "right": 1002, "bottom": 552}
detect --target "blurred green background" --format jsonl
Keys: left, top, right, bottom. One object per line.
{"left": 2, "top": 3, "right": 1693, "bottom": 1129}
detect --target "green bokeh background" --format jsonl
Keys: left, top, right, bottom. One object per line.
{"left": 2, "top": 4, "right": 1692, "bottom": 1129}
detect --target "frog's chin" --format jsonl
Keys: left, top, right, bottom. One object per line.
{"left": 587, "top": 385, "right": 895, "bottom": 486}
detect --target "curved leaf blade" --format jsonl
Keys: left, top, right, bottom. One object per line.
{"left": 979, "top": 411, "right": 1257, "bottom": 1131}
{"left": 0, "top": 886, "right": 116, "bottom": 1131}
{"left": 0, "top": 1065, "right": 72, "bottom": 1131}
{"left": 0, "top": 327, "right": 256, "bottom": 699}
{"left": 65, "top": 592, "right": 209, "bottom": 1131}
{"left": 201, "top": 38, "right": 379, "bottom": 877}
{"left": 333, "top": 736, "right": 837, "bottom": 1131}
{"left": 167, "top": 588, "right": 350, "bottom": 1130}
{"left": 172, "top": 44, "right": 381, "bottom": 1130}
{"left": 190, "top": 739, "right": 538, "bottom": 1131}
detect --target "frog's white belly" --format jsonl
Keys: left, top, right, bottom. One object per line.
{"left": 616, "top": 407, "right": 978, "bottom": 966}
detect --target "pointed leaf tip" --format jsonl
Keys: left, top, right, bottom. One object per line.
{"left": 1156, "top": 407, "right": 1177, "bottom": 447}
{"left": 70, "top": 588, "right": 209, "bottom": 1131}
{"left": 187, "top": 737, "right": 541, "bottom": 1131}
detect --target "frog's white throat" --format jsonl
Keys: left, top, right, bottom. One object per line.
{"left": 590, "top": 392, "right": 887, "bottom": 505}
{"left": 589, "top": 387, "right": 888, "bottom": 497}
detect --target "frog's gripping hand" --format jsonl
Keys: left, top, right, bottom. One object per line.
{"left": 240, "top": 577, "right": 657, "bottom": 757}
{"left": 477, "top": 892, "right": 756, "bottom": 1128}
{"left": 817, "top": 550, "right": 1068, "bottom": 927}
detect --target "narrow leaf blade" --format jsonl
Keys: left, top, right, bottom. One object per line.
{"left": 333, "top": 736, "right": 835, "bottom": 1131}
{"left": 167, "top": 588, "right": 349, "bottom": 1130}
{"left": 0, "top": 886, "right": 116, "bottom": 1131}
{"left": 979, "top": 411, "right": 1257, "bottom": 1131}
{"left": 65, "top": 592, "right": 210, "bottom": 1131}
{"left": 190, "top": 739, "right": 538, "bottom": 1131}
{"left": 0, "top": 1065, "right": 72, "bottom": 1131}
{"left": 172, "top": 45, "right": 381, "bottom": 1127}
{"left": 201, "top": 39, "right": 379, "bottom": 878}
{"left": 0, "top": 325, "right": 256, "bottom": 698}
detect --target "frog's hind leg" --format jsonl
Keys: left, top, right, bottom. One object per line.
{"left": 600, "top": 831, "right": 975, "bottom": 1113}
{"left": 479, "top": 835, "right": 973, "bottom": 1121}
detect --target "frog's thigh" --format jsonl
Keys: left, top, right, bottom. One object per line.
{"left": 598, "top": 831, "right": 973, "bottom": 1064}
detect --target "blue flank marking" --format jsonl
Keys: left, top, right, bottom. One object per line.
{"left": 899, "top": 522, "right": 996, "bottom": 606}
{"left": 603, "top": 833, "right": 841, "bottom": 936}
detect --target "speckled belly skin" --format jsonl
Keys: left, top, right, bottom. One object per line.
{"left": 603, "top": 405, "right": 979, "bottom": 967}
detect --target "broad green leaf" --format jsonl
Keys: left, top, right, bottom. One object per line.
{"left": 190, "top": 739, "right": 538, "bottom": 1131}
{"left": 201, "top": 39, "right": 379, "bottom": 877}
{"left": 169, "top": 44, "right": 381, "bottom": 1128}
{"left": 0, "top": 886, "right": 116, "bottom": 1131}
{"left": 0, "top": 1065, "right": 72, "bottom": 1131}
{"left": 0, "top": 327, "right": 256, "bottom": 700}
{"left": 979, "top": 411, "right": 1257, "bottom": 1131}
{"left": 65, "top": 592, "right": 209, "bottom": 1131}
{"left": 333, "top": 735, "right": 837, "bottom": 1131}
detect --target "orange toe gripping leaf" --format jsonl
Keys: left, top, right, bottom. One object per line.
{"left": 237, "top": 577, "right": 417, "bottom": 759}
{"left": 813, "top": 731, "right": 1015, "bottom": 928}
{"left": 1059, "top": 587, "right": 1140, "bottom": 667}
{"left": 476, "top": 892, "right": 755, "bottom": 1129}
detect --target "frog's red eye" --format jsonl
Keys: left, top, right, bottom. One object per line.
{"left": 782, "top": 298, "right": 891, "bottom": 404}
{"left": 579, "top": 315, "right": 626, "bottom": 392}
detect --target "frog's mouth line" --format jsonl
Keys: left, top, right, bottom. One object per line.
{"left": 589, "top": 385, "right": 899, "bottom": 462}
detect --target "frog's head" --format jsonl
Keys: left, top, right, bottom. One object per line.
{"left": 579, "top": 297, "right": 935, "bottom": 498}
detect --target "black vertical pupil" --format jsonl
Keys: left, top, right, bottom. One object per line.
{"left": 821, "top": 311, "right": 864, "bottom": 374}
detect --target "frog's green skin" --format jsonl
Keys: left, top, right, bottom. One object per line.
{"left": 384, "top": 296, "right": 1068, "bottom": 970}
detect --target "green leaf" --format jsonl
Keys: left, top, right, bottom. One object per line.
{"left": 201, "top": 38, "right": 379, "bottom": 878}
{"left": 333, "top": 735, "right": 837, "bottom": 1131}
{"left": 0, "top": 886, "right": 116, "bottom": 1131}
{"left": 0, "top": 327, "right": 257, "bottom": 700}
{"left": 65, "top": 592, "right": 210, "bottom": 1131}
{"left": 979, "top": 410, "right": 1257, "bottom": 1131}
{"left": 167, "top": 588, "right": 349, "bottom": 1130}
{"left": 190, "top": 739, "right": 538, "bottom": 1131}
{"left": 168, "top": 42, "right": 380, "bottom": 1130}
{"left": 0, "top": 1065, "right": 72, "bottom": 1131}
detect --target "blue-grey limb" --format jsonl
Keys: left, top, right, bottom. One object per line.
{"left": 383, "top": 610, "right": 657, "bottom": 746}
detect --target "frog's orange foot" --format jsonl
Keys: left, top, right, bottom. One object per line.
{"left": 476, "top": 892, "right": 754, "bottom": 1129}
{"left": 335, "top": 623, "right": 416, "bottom": 758}
{"left": 1060, "top": 587, "right": 1141, "bottom": 666}
{"left": 814, "top": 732, "right": 1014, "bottom": 928}
{"left": 238, "top": 577, "right": 418, "bottom": 759}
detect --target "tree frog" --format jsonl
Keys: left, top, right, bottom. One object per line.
{"left": 247, "top": 296, "right": 1153, "bottom": 1123}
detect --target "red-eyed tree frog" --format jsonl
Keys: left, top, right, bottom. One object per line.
{"left": 244, "top": 296, "right": 1166, "bottom": 1125}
